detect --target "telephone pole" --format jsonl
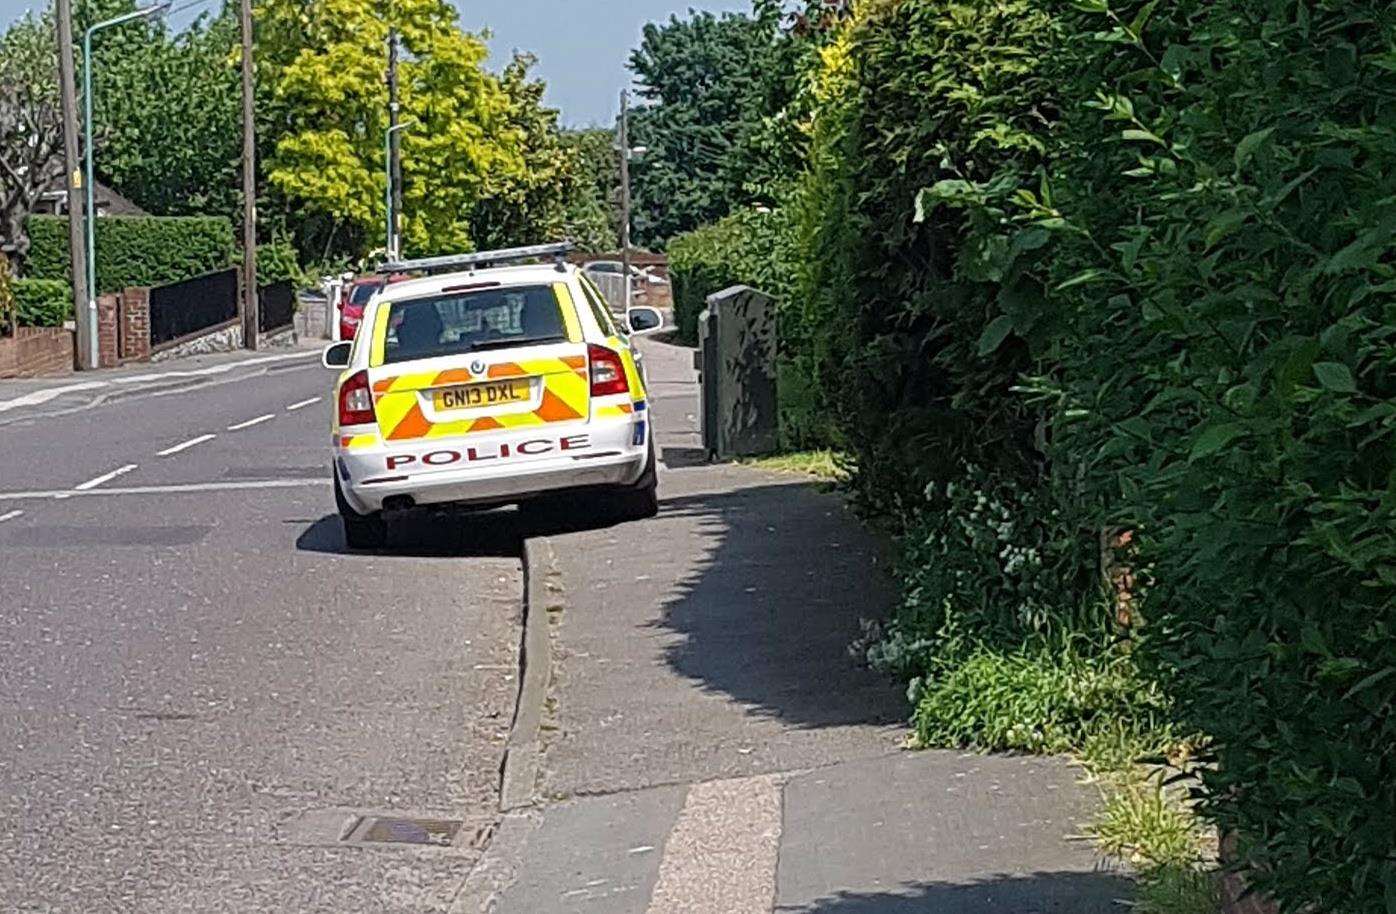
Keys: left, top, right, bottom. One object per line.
{"left": 54, "top": 0, "right": 93, "bottom": 369}
{"left": 618, "top": 89, "right": 632, "bottom": 311}
{"left": 239, "top": 0, "right": 258, "bottom": 350}
{"left": 386, "top": 28, "right": 402, "bottom": 259}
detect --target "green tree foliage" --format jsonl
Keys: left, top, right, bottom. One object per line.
{"left": 85, "top": 3, "right": 243, "bottom": 219}
{"left": 798, "top": 0, "right": 1064, "bottom": 514}
{"left": 627, "top": 7, "right": 793, "bottom": 246}
{"left": 11, "top": 278, "right": 72, "bottom": 327}
{"left": 258, "top": 0, "right": 522, "bottom": 259}
{"left": 789, "top": 0, "right": 1396, "bottom": 909}
{"left": 0, "top": 11, "right": 64, "bottom": 261}
{"left": 469, "top": 54, "right": 586, "bottom": 251}
{"left": 560, "top": 128, "right": 620, "bottom": 252}
{"left": 25, "top": 214, "right": 236, "bottom": 293}
{"left": 1037, "top": 2, "right": 1396, "bottom": 908}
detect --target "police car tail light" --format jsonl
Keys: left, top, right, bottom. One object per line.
{"left": 339, "top": 370, "right": 376, "bottom": 426}
{"left": 588, "top": 344, "right": 629, "bottom": 397}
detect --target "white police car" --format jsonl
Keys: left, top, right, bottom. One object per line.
{"left": 322, "top": 243, "right": 664, "bottom": 549}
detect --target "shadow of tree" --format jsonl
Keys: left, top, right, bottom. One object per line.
{"left": 644, "top": 479, "right": 908, "bottom": 730}
{"left": 779, "top": 870, "right": 1133, "bottom": 913}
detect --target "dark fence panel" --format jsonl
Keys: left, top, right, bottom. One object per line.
{"left": 149, "top": 268, "right": 239, "bottom": 348}
{"left": 258, "top": 280, "right": 295, "bottom": 334}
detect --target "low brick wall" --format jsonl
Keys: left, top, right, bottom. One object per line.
{"left": 0, "top": 327, "right": 76, "bottom": 378}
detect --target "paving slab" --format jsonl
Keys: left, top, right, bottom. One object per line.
{"left": 777, "top": 752, "right": 1130, "bottom": 913}
{"left": 493, "top": 785, "right": 687, "bottom": 913}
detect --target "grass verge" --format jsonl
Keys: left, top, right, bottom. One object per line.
{"left": 899, "top": 643, "right": 1220, "bottom": 914}
{"left": 739, "top": 449, "right": 848, "bottom": 482}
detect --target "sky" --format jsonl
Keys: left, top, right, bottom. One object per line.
{"left": 0, "top": 0, "right": 753, "bottom": 126}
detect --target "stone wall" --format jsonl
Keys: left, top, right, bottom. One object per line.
{"left": 150, "top": 322, "right": 243, "bottom": 362}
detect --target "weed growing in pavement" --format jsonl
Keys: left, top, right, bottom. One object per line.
{"left": 740, "top": 449, "right": 849, "bottom": 483}
{"left": 853, "top": 467, "right": 1219, "bottom": 913}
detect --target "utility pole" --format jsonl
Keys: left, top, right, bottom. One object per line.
{"left": 54, "top": 0, "right": 93, "bottom": 369}
{"left": 386, "top": 28, "right": 402, "bottom": 260}
{"left": 618, "top": 89, "right": 632, "bottom": 311}
{"left": 239, "top": 0, "right": 258, "bottom": 350}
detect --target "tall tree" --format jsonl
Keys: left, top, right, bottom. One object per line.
{"left": 469, "top": 53, "right": 575, "bottom": 250}
{"left": 560, "top": 128, "right": 620, "bottom": 252}
{"left": 626, "top": 5, "right": 793, "bottom": 246}
{"left": 259, "top": 0, "right": 522, "bottom": 259}
{"left": 90, "top": 6, "right": 243, "bottom": 219}
{"left": 0, "top": 12, "right": 64, "bottom": 261}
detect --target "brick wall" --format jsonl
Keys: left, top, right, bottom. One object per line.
{"left": 0, "top": 327, "right": 76, "bottom": 378}
{"left": 97, "top": 294, "right": 120, "bottom": 368}
{"left": 120, "top": 286, "right": 151, "bottom": 362}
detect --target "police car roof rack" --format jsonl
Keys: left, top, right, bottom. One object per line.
{"left": 378, "top": 242, "right": 573, "bottom": 276}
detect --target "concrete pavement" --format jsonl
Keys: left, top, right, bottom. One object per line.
{"left": 466, "top": 339, "right": 1130, "bottom": 913}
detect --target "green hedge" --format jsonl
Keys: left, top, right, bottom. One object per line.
{"left": 798, "top": 0, "right": 1396, "bottom": 910}
{"left": 667, "top": 207, "right": 796, "bottom": 347}
{"left": 12, "top": 279, "right": 72, "bottom": 328}
{"left": 25, "top": 215, "right": 236, "bottom": 294}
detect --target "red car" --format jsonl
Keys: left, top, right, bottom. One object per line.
{"left": 339, "top": 274, "right": 410, "bottom": 340}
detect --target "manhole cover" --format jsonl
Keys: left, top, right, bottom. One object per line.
{"left": 344, "top": 816, "right": 462, "bottom": 847}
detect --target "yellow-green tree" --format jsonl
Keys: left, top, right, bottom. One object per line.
{"left": 259, "top": 0, "right": 521, "bottom": 257}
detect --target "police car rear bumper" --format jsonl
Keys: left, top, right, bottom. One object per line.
{"left": 335, "top": 418, "right": 650, "bottom": 514}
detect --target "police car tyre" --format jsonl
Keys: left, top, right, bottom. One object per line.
{"left": 615, "top": 441, "right": 659, "bottom": 521}
{"left": 335, "top": 475, "right": 388, "bottom": 550}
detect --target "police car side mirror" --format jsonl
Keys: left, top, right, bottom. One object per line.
{"left": 322, "top": 341, "right": 352, "bottom": 369}
{"left": 626, "top": 307, "right": 663, "bottom": 336}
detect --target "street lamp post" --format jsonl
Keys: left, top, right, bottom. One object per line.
{"left": 82, "top": 2, "right": 169, "bottom": 368}
{"left": 384, "top": 119, "right": 414, "bottom": 261}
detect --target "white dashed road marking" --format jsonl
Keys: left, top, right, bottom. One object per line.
{"left": 0, "top": 478, "right": 329, "bottom": 502}
{"left": 228, "top": 414, "right": 275, "bottom": 431}
{"left": 74, "top": 464, "right": 139, "bottom": 491}
{"left": 646, "top": 774, "right": 783, "bottom": 914}
{"left": 0, "top": 510, "right": 23, "bottom": 523}
{"left": 286, "top": 397, "right": 321, "bottom": 411}
{"left": 157, "top": 434, "right": 217, "bottom": 457}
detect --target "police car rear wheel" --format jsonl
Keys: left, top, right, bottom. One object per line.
{"left": 335, "top": 475, "right": 388, "bottom": 550}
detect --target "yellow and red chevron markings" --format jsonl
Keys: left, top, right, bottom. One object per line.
{"left": 371, "top": 356, "right": 592, "bottom": 442}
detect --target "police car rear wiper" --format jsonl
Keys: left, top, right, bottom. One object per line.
{"left": 466, "top": 336, "right": 565, "bottom": 352}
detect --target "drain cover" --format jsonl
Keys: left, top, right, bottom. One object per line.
{"left": 344, "top": 816, "right": 462, "bottom": 847}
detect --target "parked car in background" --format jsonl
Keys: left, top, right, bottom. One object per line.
{"left": 581, "top": 260, "right": 668, "bottom": 288}
{"left": 338, "top": 273, "right": 410, "bottom": 340}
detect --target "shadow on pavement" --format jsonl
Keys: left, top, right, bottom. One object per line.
{"left": 780, "top": 871, "right": 1133, "bottom": 913}
{"left": 648, "top": 481, "right": 908, "bottom": 731}
{"left": 660, "top": 446, "right": 710, "bottom": 468}
{"left": 295, "top": 499, "right": 632, "bottom": 560}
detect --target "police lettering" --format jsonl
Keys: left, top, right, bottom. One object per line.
{"left": 383, "top": 434, "right": 591, "bottom": 471}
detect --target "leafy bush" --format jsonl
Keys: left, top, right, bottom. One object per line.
{"left": 667, "top": 206, "right": 797, "bottom": 344}
{"left": 0, "top": 254, "right": 14, "bottom": 335}
{"left": 25, "top": 215, "right": 236, "bottom": 294}
{"left": 12, "top": 279, "right": 71, "bottom": 327}
{"left": 253, "top": 237, "right": 302, "bottom": 286}
{"left": 796, "top": 0, "right": 1396, "bottom": 909}
{"left": 1034, "top": 1, "right": 1396, "bottom": 908}
{"left": 797, "top": 0, "right": 1065, "bottom": 520}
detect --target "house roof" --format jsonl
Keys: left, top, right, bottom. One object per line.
{"left": 39, "top": 178, "right": 149, "bottom": 216}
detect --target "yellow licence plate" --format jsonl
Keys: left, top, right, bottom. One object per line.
{"left": 433, "top": 379, "right": 532, "bottom": 411}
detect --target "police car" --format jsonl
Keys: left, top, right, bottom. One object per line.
{"left": 321, "top": 243, "right": 665, "bottom": 549}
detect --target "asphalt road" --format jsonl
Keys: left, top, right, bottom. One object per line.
{"left": 0, "top": 354, "right": 523, "bottom": 912}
